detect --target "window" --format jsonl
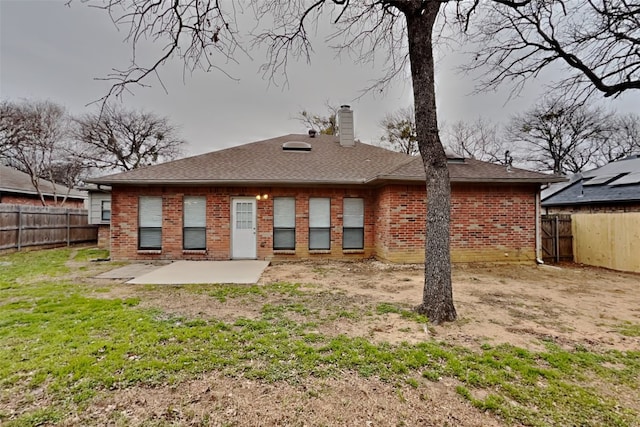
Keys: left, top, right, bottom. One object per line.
{"left": 101, "top": 200, "right": 111, "bottom": 222}
{"left": 343, "top": 198, "right": 364, "bottom": 250}
{"left": 235, "top": 201, "right": 253, "bottom": 229}
{"left": 183, "top": 196, "right": 206, "bottom": 250}
{"left": 138, "top": 196, "right": 162, "bottom": 250}
{"left": 309, "top": 198, "right": 330, "bottom": 250}
{"left": 273, "top": 197, "right": 295, "bottom": 250}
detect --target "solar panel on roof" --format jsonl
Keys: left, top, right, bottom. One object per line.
{"left": 608, "top": 172, "right": 640, "bottom": 186}
{"left": 582, "top": 174, "right": 622, "bottom": 186}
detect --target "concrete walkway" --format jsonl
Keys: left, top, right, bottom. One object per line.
{"left": 125, "top": 260, "right": 270, "bottom": 285}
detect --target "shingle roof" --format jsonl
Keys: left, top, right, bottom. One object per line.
{"left": 89, "top": 134, "right": 562, "bottom": 186}
{"left": 381, "top": 156, "right": 562, "bottom": 183}
{"left": 0, "top": 165, "right": 86, "bottom": 199}
{"left": 542, "top": 155, "right": 640, "bottom": 206}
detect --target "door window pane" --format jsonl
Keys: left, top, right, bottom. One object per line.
{"left": 235, "top": 202, "right": 253, "bottom": 230}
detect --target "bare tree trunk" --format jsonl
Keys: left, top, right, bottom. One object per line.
{"left": 406, "top": 3, "right": 457, "bottom": 324}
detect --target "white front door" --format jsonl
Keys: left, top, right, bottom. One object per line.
{"left": 231, "top": 198, "right": 257, "bottom": 259}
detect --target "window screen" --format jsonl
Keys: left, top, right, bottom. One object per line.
{"left": 139, "top": 196, "right": 162, "bottom": 250}
{"left": 309, "top": 198, "right": 330, "bottom": 250}
{"left": 343, "top": 198, "right": 364, "bottom": 249}
{"left": 183, "top": 196, "right": 206, "bottom": 250}
{"left": 274, "top": 197, "right": 295, "bottom": 250}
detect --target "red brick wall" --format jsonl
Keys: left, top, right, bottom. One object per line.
{"left": 97, "top": 224, "right": 110, "bottom": 249}
{"left": 0, "top": 194, "right": 85, "bottom": 208}
{"left": 110, "top": 185, "right": 376, "bottom": 261}
{"left": 374, "top": 185, "right": 426, "bottom": 262}
{"left": 375, "top": 183, "right": 538, "bottom": 263}
{"left": 450, "top": 183, "right": 537, "bottom": 262}
{"left": 110, "top": 183, "right": 538, "bottom": 263}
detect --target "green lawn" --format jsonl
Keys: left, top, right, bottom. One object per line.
{"left": 0, "top": 248, "right": 638, "bottom": 426}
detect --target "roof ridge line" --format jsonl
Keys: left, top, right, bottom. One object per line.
{"left": 368, "top": 155, "right": 420, "bottom": 183}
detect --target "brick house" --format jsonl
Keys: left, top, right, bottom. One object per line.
{"left": 90, "top": 107, "right": 562, "bottom": 263}
{"left": 0, "top": 164, "right": 86, "bottom": 208}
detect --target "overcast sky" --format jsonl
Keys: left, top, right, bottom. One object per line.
{"left": 1, "top": 0, "right": 638, "bottom": 157}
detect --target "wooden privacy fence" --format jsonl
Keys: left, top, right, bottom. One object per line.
{"left": 0, "top": 204, "right": 97, "bottom": 252}
{"left": 572, "top": 212, "right": 640, "bottom": 273}
{"left": 541, "top": 214, "right": 574, "bottom": 263}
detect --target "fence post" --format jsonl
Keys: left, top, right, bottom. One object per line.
{"left": 553, "top": 214, "right": 560, "bottom": 263}
{"left": 66, "top": 209, "right": 71, "bottom": 247}
{"left": 17, "top": 205, "right": 22, "bottom": 251}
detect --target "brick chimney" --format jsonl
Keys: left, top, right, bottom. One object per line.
{"left": 337, "top": 105, "right": 354, "bottom": 147}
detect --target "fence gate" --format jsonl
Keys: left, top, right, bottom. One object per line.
{"left": 541, "top": 214, "right": 573, "bottom": 263}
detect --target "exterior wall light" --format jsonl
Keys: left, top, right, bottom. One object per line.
{"left": 256, "top": 194, "right": 269, "bottom": 200}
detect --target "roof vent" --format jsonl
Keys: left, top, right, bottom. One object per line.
{"left": 445, "top": 150, "right": 465, "bottom": 164}
{"left": 308, "top": 129, "right": 317, "bottom": 138}
{"left": 282, "top": 141, "right": 312, "bottom": 152}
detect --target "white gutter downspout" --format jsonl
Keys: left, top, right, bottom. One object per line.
{"left": 535, "top": 190, "right": 544, "bottom": 264}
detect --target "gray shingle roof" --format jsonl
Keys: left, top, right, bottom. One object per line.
{"left": 0, "top": 165, "right": 86, "bottom": 199}
{"left": 89, "top": 134, "right": 562, "bottom": 186}
{"left": 542, "top": 155, "right": 640, "bottom": 206}
{"left": 381, "top": 156, "right": 562, "bottom": 183}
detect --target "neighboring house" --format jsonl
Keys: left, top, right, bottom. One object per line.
{"left": 90, "top": 107, "right": 563, "bottom": 263}
{"left": 0, "top": 164, "right": 86, "bottom": 208}
{"left": 541, "top": 155, "right": 640, "bottom": 273}
{"left": 85, "top": 184, "right": 112, "bottom": 248}
{"left": 542, "top": 155, "right": 640, "bottom": 214}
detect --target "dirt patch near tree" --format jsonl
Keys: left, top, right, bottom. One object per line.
{"left": 257, "top": 260, "right": 640, "bottom": 352}
{"left": 81, "top": 259, "right": 640, "bottom": 426}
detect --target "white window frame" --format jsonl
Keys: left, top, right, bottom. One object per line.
{"left": 101, "top": 200, "right": 111, "bottom": 222}
{"left": 138, "top": 196, "right": 162, "bottom": 250}
{"left": 343, "top": 198, "right": 364, "bottom": 250}
{"left": 183, "top": 196, "right": 206, "bottom": 250}
{"left": 273, "top": 197, "right": 296, "bottom": 250}
{"left": 309, "top": 197, "right": 331, "bottom": 250}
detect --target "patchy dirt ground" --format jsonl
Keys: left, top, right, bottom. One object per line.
{"left": 105, "top": 259, "right": 640, "bottom": 352}
{"left": 76, "top": 374, "right": 503, "bottom": 427}
{"left": 74, "top": 259, "right": 640, "bottom": 427}
{"left": 263, "top": 260, "right": 640, "bottom": 352}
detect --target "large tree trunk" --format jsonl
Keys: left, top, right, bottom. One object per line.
{"left": 406, "top": 3, "right": 457, "bottom": 324}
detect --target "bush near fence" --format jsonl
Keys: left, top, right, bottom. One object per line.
{"left": 0, "top": 204, "right": 97, "bottom": 252}
{"left": 572, "top": 212, "right": 640, "bottom": 273}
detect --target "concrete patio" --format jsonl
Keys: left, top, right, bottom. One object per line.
{"left": 96, "top": 260, "right": 270, "bottom": 285}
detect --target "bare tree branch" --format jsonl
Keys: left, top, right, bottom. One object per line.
{"left": 0, "top": 100, "right": 78, "bottom": 206}
{"left": 443, "top": 117, "right": 509, "bottom": 163}
{"left": 379, "top": 106, "right": 419, "bottom": 155}
{"left": 76, "top": 0, "right": 247, "bottom": 108}
{"left": 294, "top": 101, "right": 339, "bottom": 135}
{"left": 464, "top": 0, "right": 640, "bottom": 100}
{"left": 72, "top": 103, "right": 185, "bottom": 171}
{"left": 507, "top": 96, "right": 616, "bottom": 174}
